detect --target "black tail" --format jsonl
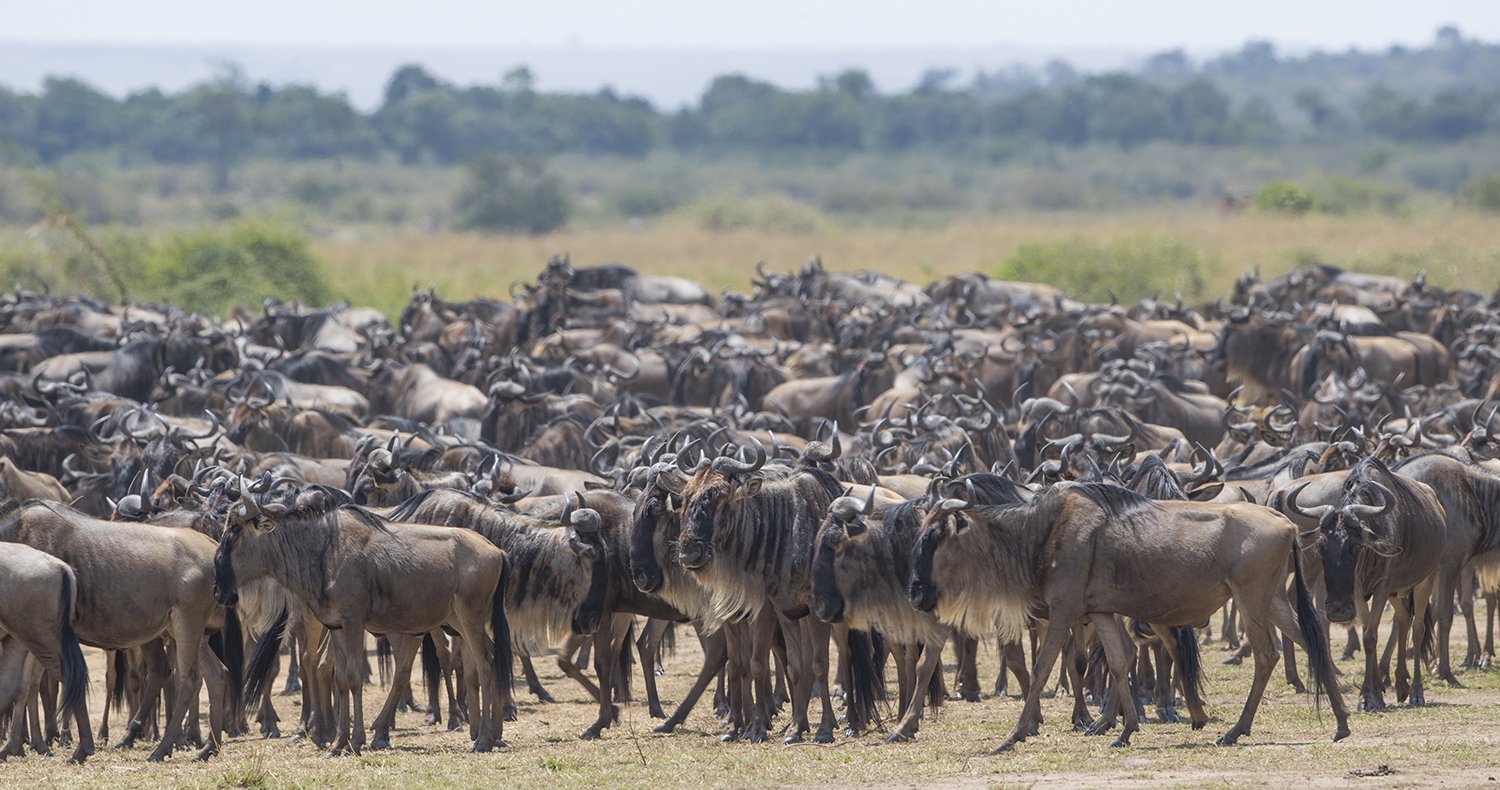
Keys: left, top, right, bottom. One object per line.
{"left": 56, "top": 570, "right": 88, "bottom": 716}
{"left": 662, "top": 621, "right": 677, "bottom": 656}
{"left": 243, "top": 607, "right": 288, "bottom": 707}
{"left": 870, "top": 629, "right": 889, "bottom": 701}
{"left": 376, "top": 636, "right": 392, "bottom": 687}
{"left": 1173, "top": 625, "right": 1204, "bottom": 702}
{"left": 1418, "top": 601, "right": 1437, "bottom": 667}
{"left": 109, "top": 649, "right": 127, "bottom": 712}
{"left": 491, "top": 556, "right": 514, "bottom": 690}
{"left": 844, "top": 629, "right": 883, "bottom": 734}
{"left": 1291, "top": 546, "right": 1335, "bottom": 712}
{"left": 616, "top": 619, "right": 635, "bottom": 702}
{"left": 223, "top": 606, "right": 245, "bottom": 724}
{"left": 421, "top": 632, "right": 441, "bottom": 695}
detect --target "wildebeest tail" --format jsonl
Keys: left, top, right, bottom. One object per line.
{"left": 421, "top": 632, "right": 441, "bottom": 695}
{"left": 57, "top": 569, "right": 89, "bottom": 716}
{"left": 1173, "top": 625, "right": 1204, "bottom": 702}
{"left": 376, "top": 636, "right": 392, "bottom": 687}
{"left": 109, "top": 649, "right": 127, "bottom": 712}
{"left": 844, "top": 628, "right": 883, "bottom": 734}
{"left": 243, "top": 607, "right": 289, "bottom": 707}
{"left": 223, "top": 605, "right": 245, "bottom": 724}
{"left": 616, "top": 619, "right": 635, "bottom": 702}
{"left": 870, "top": 629, "right": 889, "bottom": 700}
{"left": 1291, "top": 546, "right": 1334, "bottom": 712}
{"left": 492, "top": 555, "right": 514, "bottom": 690}
{"left": 926, "top": 642, "right": 945, "bottom": 709}
{"left": 1418, "top": 599, "right": 1437, "bottom": 667}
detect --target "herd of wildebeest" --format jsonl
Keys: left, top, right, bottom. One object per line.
{"left": 1, "top": 255, "right": 1499, "bottom": 767}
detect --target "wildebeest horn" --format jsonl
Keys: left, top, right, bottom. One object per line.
{"left": 1345, "top": 481, "right": 1395, "bottom": 521}
{"left": 173, "top": 409, "right": 222, "bottom": 442}
{"left": 711, "top": 438, "right": 766, "bottom": 476}
{"left": 1286, "top": 480, "right": 1335, "bottom": 523}
{"left": 802, "top": 421, "right": 842, "bottom": 462}
{"left": 829, "top": 495, "right": 865, "bottom": 523}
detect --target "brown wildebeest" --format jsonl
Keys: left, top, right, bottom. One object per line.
{"left": 908, "top": 481, "right": 1350, "bottom": 752}
{"left": 215, "top": 485, "right": 512, "bottom": 755}
{"left": 0, "top": 542, "right": 90, "bottom": 763}
{"left": 0, "top": 499, "right": 239, "bottom": 762}
{"left": 1286, "top": 456, "right": 1445, "bottom": 710}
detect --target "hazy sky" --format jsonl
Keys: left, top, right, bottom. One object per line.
{"left": 5, "top": 0, "right": 1496, "bottom": 50}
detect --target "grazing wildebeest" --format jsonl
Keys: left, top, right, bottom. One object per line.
{"left": 1286, "top": 457, "right": 1445, "bottom": 710}
{"left": 0, "top": 499, "right": 238, "bottom": 762}
{"left": 908, "top": 482, "right": 1349, "bottom": 752}
{"left": 215, "top": 485, "right": 512, "bottom": 755}
{"left": 0, "top": 542, "right": 90, "bottom": 763}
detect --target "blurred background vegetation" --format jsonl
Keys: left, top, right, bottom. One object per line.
{"left": 1, "top": 26, "right": 1499, "bottom": 315}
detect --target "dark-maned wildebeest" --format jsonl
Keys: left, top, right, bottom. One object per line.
{"left": 216, "top": 485, "right": 512, "bottom": 755}
{"left": 0, "top": 499, "right": 238, "bottom": 762}
{"left": 908, "top": 482, "right": 1349, "bottom": 752}
{"left": 676, "top": 443, "right": 880, "bottom": 744}
{"left": 0, "top": 542, "right": 90, "bottom": 763}
{"left": 1286, "top": 456, "right": 1445, "bottom": 710}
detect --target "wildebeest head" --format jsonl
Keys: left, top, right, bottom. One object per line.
{"left": 677, "top": 439, "right": 766, "bottom": 571}
{"left": 908, "top": 486, "right": 975, "bottom": 613}
{"left": 560, "top": 492, "right": 608, "bottom": 635}
{"left": 1287, "top": 474, "right": 1397, "bottom": 624}
{"left": 628, "top": 468, "right": 685, "bottom": 594}
{"left": 811, "top": 486, "right": 876, "bottom": 623}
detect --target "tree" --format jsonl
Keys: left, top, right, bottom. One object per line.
{"left": 453, "top": 155, "right": 569, "bottom": 234}
{"left": 382, "top": 64, "right": 443, "bottom": 107}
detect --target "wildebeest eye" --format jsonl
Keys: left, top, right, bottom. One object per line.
{"left": 648, "top": 498, "right": 663, "bottom": 514}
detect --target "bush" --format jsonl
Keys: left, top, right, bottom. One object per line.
{"left": 139, "top": 222, "right": 330, "bottom": 316}
{"left": 453, "top": 155, "right": 570, "bottom": 234}
{"left": 1254, "top": 181, "right": 1316, "bottom": 214}
{"left": 1461, "top": 174, "right": 1500, "bottom": 213}
{"left": 995, "top": 233, "right": 1210, "bottom": 302}
{"left": 1311, "top": 175, "right": 1409, "bottom": 215}
{"left": 671, "top": 194, "right": 826, "bottom": 233}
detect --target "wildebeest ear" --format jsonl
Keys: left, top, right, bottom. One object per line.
{"left": 738, "top": 478, "right": 763, "bottom": 497}
{"left": 1189, "top": 483, "right": 1225, "bottom": 502}
{"left": 949, "top": 514, "right": 971, "bottom": 533}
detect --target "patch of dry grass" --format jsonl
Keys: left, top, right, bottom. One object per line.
{"left": 8, "top": 619, "right": 1500, "bottom": 789}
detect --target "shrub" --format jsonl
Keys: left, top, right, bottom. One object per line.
{"left": 453, "top": 155, "right": 570, "bottom": 234}
{"left": 995, "top": 233, "right": 1210, "bottom": 302}
{"left": 671, "top": 194, "right": 825, "bottom": 233}
{"left": 1461, "top": 174, "right": 1500, "bottom": 213}
{"left": 140, "top": 222, "right": 330, "bottom": 316}
{"left": 1254, "top": 181, "right": 1316, "bottom": 214}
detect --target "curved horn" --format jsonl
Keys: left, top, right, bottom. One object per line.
{"left": 1286, "top": 480, "right": 1335, "bottom": 523}
{"left": 711, "top": 438, "right": 766, "bottom": 476}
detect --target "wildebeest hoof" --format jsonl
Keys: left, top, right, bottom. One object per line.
{"left": 502, "top": 707, "right": 518, "bottom": 723}
{"left": 654, "top": 721, "right": 679, "bottom": 734}
{"left": 579, "top": 728, "right": 602, "bottom": 740}
{"left": 369, "top": 737, "right": 391, "bottom": 750}
{"left": 532, "top": 689, "right": 556, "bottom": 704}
{"left": 1333, "top": 727, "right": 1351, "bottom": 742}
{"left": 1109, "top": 737, "right": 1130, "bottom": 748}
{"left": 1289, "top": 682, "right": 1307, "bottom": 694}
{"left": 1215, "top": 732, "right": 1241, "bottom": 746}
{"left": 649, "top": 707, "right": 667, "bottom": 719}
{"left": 471, "top": 739, "right": 493, "bottom": 753}
{"left": 1157, "top": 707, "right": 1180, "bottom": 724}
{"left": 782, "top": 732, "right": 805, "bottom": 745}
{"left": 191, "top": 745, "right": 218, "bottom": 762}
{"left": 886, "top": 731, "right": 915, "bottom": 743}
{"left": 991, "top": 740, "right": 1019, "bottom": 754}
{"left": 813, "top": 731, "right": 834, "bottom": 744}
{"left": 262, "top": 725, "right": 281, "bottom": 739}
{"left": 1221, "top": 654, "right": 1243, "bottom": 666}
{"left": 1084, "top": 720, "right": 1114, "bottom": 737}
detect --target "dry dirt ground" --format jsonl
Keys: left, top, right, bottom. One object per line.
{"left": 5, "top": 618, "right": 1500, "bottom": 789}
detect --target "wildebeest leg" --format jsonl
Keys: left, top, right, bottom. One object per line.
{"left": 370, "top": 634, "right": 421, "bottom": 749}
{"left": 1460, "top": 569, "right": 1482, "bottom": 669}
{"left": 1004, "top": 638, "right": 1031, "bottom": 698}
{"left": 811, "top": 620, "right": 838, "bottom": 743}
{"left": 1390, "top": 598, "right": 1412, "bottom": 703}
{"left": 1409, "top": 578, "right": 1435, "bottom": 707}
{"left": 1360, "top": 589, "right": 1392, "bottom": 712}
{"left": 638, "top": 618, "right": 669, "bottom": 719}
{"left": 1156, "top": 625, "right": 1208, "bottom": 730}
{"left": 1067, "top": 628, "right": 1093, "bottom": 731}
{"left": 995, "top": 611, "right": 1076, "bottom": 753}
{"left": 1095, "top": 616, "right": 1140, "bottom": 747}
{"left": 1150, "top": 634, "right": 1177, "bottom": 723}
{"left": 451, "top": 601, "right": 502, "bottom": 752}
{"left": 520, "top": 652, "right": 555, "bottom": 703}
{"left": 1265, "top": 580, "right": 1351, "bottom": 741}
{"left": 119, "top": 641, "right": 168, "bottom": 750}
{"left": 196, "top": 643, "right": 228, "bottom": 752}
{"left": 580, "top": 620, "right": 621, "bottom": 739}
{"left": 719, "top": 621, "right": 749, "bottom": 740}
{"left": 954, "top": 634, "right": 981, "bottom": 701}
{"left": 1282, "top": 627, "right": 1307, "bottom": 693}
{"left": 1485, "top": 590, "right": 1498, "bottom": 669}
{"left": 1216, "top": 613, "right": 1279, "bottom": 746}
{"left": 746, "top": 610, "right": 776, "bottom": 743}
{"left": 888, "top": 637, "right": 944, "bottom": 743}
{"left": 282, "top": 629, "right": 302, "bottom": 695}
{"left": 655, "top": 626, "right": 727, "bottom": 734}
{"left": 0, "top": 643, "right": 36, "bottom": 758}
{"left": 147, "top": 616, "right": 211, "bottom": 762}
{"left": 1433, "top": 566, "right": 1463, "bottom": 685}
{"left": 327, "top": 624, "right": 367, "bottom": 757}
{"left": 992, "top": 637, "right": 1008, "bottom": 697}
{"left": 556, "top": 635, "right": 603, "bottom": 703}
{"left": 891, "top": 642, "right": 913, "bottom": 719}
{"left": 40, "top": 672, "right": 59, "bottom": 747}
{"left": 1340, "top": 625, "right": 1359, "bottom": 661}
{"left": 776, "top": 614, "right": 813, "bottom": 743}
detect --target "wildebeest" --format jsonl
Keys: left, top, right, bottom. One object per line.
{"left": 0, "top": 542, "right": 90, "bottom": 763}
{"left": 215, "top": 484, "right": 512, "bottom": 755}
{"left": 908, "top": 482, "right": 1349, "bottom": 751}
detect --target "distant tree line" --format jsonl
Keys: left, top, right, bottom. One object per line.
{"left": 1, "top": 29, "right": 1497, "bottom": 170}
